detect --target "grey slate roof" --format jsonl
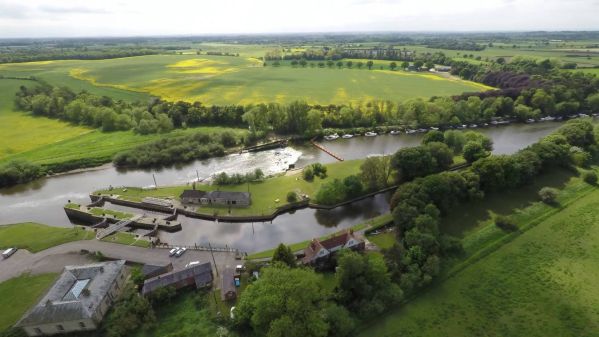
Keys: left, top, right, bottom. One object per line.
{"left": 141, "top": 263, "right": 173, "bottom": 278}
{"left": 141, "top": 262, "right": 213, "bottom": 296}
{"left": 208, "top": 191, "right": 250, "bottom": 202}
{"left": 180, "top": 190, "right": 206, "bottom": 199}
{"left": 17, "top": 260, "right": 126, "bottom": 327}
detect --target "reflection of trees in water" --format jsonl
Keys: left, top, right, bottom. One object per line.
{"left": 0, "top": 176, "right": 47, "bottom": 195}
{"left": 314, "top": 193, "right": 391, "bottom": 227}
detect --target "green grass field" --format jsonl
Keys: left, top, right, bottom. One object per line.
{"left": 0, "top": 79, "right": 92, "bottom": 161}
{"left": 0, "top": 273, "right": 58, "bottom": 331}
{"left": 0, "top": 54, "right": 490, "bottom": 105}
{"left": 100, "top": 232, "right": 150, "bottom": 248}
{"left": 0, "top": 79, "right": 243, "bottom": 168}
{"left": 358, "top": 169, "right": 599, "bottom": 337}
{"left": 96, "top": 159, "right": 365, "bottom": 216}
{"left": 0, "top": 222, "right": 92, "bottom": 252}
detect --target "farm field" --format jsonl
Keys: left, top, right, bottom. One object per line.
{"left": 0, "top": 79, "right": 92, "bottom": 160}
{"left": 0, "top": 54, "right": 491, "bottom": 105}
{"left": 358, "top": 169, "right": 599, "bottom": 337}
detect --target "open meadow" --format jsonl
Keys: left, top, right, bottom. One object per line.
{"left": 358, "top": 169, "right": 599, "bottom": 337}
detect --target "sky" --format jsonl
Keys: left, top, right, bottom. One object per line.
{"left": 0, "top": 0, "right": 598, "bottom": 38}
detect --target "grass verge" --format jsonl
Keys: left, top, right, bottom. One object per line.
{"left": 0, "top": 273, "right": 57, "bottom": 331}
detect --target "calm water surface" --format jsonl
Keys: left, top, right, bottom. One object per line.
{"left": 0, "top": 122, "right": 564, "bottom": 251}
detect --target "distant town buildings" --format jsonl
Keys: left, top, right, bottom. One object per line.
{"left": 302, "top": 230, "right": 365, "bottom": 265}
{"left": 17, "top": 261, "right": 128, "bottom": 336}
{"left": 180, "top": 190, "right": 251, "bottom": 207}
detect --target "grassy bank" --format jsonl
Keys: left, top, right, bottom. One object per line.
{"left": 96, "top": 159, "right": 366, "bottom": 217}
{"left": 100, "top": 232, "right": 150, "bottom": 248}
{"left": 0, "top": 222, "right": 92, "bottom": 252}
{"left": 0, "top": 273, "right": 58, "bottom": 331}
{"left": 358, "top": 168, "right": 599, "bottom": 337}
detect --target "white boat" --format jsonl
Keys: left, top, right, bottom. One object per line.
{"left": 364, "top": 131, "right": 377, "bottom": 137}
{"left": 430, "top": 127, "right": 439, "bottom": 131}
{"left": 342, "top": 134, "right": 353, "bottom": 139}
{"left": 406, "top": 129, "right": 417, "bottom": 134}
{"left": 324, "top": 133, "right": 339, "bottom": 141}
{"left": 469, "top": 124, "right": 478, "bottom": 128}
{"left": 526, "top": 119, "right": 536, "bottom": 123}
{"left": 389, "top": 130, "right": 401, "bottom": 135}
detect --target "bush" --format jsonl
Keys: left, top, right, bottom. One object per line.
{"left": 286, "top": 191, "right": 298, "bottom": 202}
{"left": 302, "top": 166, "right": 314, "bottom": 181}
{"left": 495, "top": 215, "right": 518, "bottom": 232}
{"left": 538, "top": 187, "right": 559, "bottom": 204}
{"left": 0, "top": 160, "right": 45, "bottom": 188}
{"left": 583, "top": 171, "right": 598, "bottom": 185}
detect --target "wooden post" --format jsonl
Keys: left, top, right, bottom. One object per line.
{"left": 152, "top": 174, "right": 157, "bottom": 188}
{"left": 208, "top": 242, "right": 219, "bottom": 277}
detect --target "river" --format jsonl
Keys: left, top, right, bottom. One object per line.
{"left": 0, "top": 122, "right": 564, "bottom": 252}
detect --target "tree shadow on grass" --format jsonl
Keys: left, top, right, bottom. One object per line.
{"left": 441, "top": 167, "right": 577, "bottom": 237}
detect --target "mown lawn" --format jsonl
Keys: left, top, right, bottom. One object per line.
{"left": 0, "top": 222, "right": 91, "bottom": 252}
{"left": 366, "top": 231, "right": 396, "bottom": 249}
{"left": 89, "top": 207, "right": 133, "bottom": 220}
{"left": 100, "top": 232, "right": 150, "bottom": 248}
{"left": 0, "top": 273, "right": 58, "bottom": 331}
{"left": 96, "top": 159, "right": 366, "bottom": 217}
{"left": 358, "top": 169, "right": 599, "bottom": 337}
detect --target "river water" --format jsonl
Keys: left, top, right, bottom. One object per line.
{"left": 0, "top": 122, "right": 563, "bottom": 252}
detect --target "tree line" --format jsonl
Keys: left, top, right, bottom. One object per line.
{"left": 231, "top": 118, "right": 598, "bottom": 337}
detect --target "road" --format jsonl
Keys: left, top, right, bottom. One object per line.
{"left": 0, "top": 240, "right": 237, "bottom": 283}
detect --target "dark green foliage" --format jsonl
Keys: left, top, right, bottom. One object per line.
{"left": 463, "top": 141, "right": 488, "bottom": 163}
{"left": 359, "top": 156, "right": 392, "bottom": 191}
{"left": 213, "top": 168, "right": 264, "bottom": 185}
{"left": 147, "top": 286, "right": 177, "bottom": 305}
{"left": 583, "top": 171, "right": 598, "bottom": 185}
{"left": 0, "top": 160, "right": 45, "bottom": 188}
{"left": 315, "top": 179, "right": 346, "bottom": 205}
{"left": 286, "top": 191, "right": 298, "bottom": 202}
{"left": 335, "top": 250, "right": 403, "bottom": 318}
{"left": 113, "top": 131, "right": 240, "bottom": 168}
{"left": 272, "top": 244, "right": 296, "bottom": 267}
{"left": 104, "top": 284, "right": 156, "bottom": 337}
{"left": 302, "top": 166, "right": 315, "bottom": 181}
{"left": 422, "top": 130, "right": 444, "bottom": 144}
{"left": 235, "top": 265, "right": 333, "bottom": 337}
{"left": 391, "top": 142, "right": 453, "bottom": 181}
{"left": 495, "top": 215, "right": 518, "bottom": 232}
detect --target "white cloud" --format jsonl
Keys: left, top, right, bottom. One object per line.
{"left": 0, "top": 0, "right": 596, "bottom": 38}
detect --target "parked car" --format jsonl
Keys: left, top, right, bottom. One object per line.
{"left": 235, "top": 264, "right": 245, "bottom": 273}
{"left": 2, "top": 248, "right": 17, "bottom": 259}
{"left": 169, "top": 248, "right": 178, "bottom": 257}
{"left": 175, "top": 247, "right": 187, "bottom": 257}
{"left": 185, "top": 261, "right": 200, "bottom": 268}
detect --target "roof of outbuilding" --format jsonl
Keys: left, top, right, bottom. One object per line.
{"left": 142, "top": 262, "right": 213, "bottom": 296}
{"left": 180, "top": 190, "right": 207, "bottom": 199}
{"left": 208, "top": 191, "right": 250, "bottom": 201}
{"left": 17, "top": 260, "right": 126, "bottom": 327}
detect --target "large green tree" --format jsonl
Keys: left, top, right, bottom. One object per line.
{"left": 236, "top": 266, "right": 342, "bottom": 337}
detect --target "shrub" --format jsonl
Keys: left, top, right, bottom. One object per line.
{"left": 286, "top": 191, "right": 298, "bottom": 203}
{"left": 583, "top": 171, "right": 598, "bottom": 185}
{"left": 302, "top": 166, "right": 314, "bottom": 181}
{"left": 495, "top": 215, "right": 518, "bottom": 232}
{"left": 538, "top": 187, "right": 559, "bottom": 204}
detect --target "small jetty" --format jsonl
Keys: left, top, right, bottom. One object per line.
{"left": 310, "top": 138, "right": 344, "bottom": 161}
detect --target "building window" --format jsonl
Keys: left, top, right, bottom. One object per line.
{"left": 34, "top": 328, "right": 42, "bottom": 335}
{"left": 79, "top": 322, "right": 86, "bottom": 328}
{"left": 57, "top": 325, "right": 64, "bottom": 331}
